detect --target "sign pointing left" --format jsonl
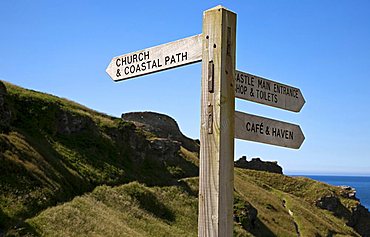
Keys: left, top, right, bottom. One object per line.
{"left": 106, "top": 34, "right": 203, "bottom": 81}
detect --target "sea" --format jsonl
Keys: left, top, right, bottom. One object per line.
{"left": 299, "top": 175, "right": 370, "bottom": 210}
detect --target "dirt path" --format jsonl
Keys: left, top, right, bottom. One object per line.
{"left": 283, "top": 199, "right": 301, "bottom": 237}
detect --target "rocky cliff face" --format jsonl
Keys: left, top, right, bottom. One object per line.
{"left": 121, "top": 112, "right": 199, "bottom": 153}
{"left": 315, "top": 188, "right": 370, "bottom": 236}
{"left": 234, "top": 156, "right": 283, "bottom": 174}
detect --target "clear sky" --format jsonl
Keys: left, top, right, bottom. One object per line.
{"left": 1, "top": 1, "right": 370, "bottom": 175}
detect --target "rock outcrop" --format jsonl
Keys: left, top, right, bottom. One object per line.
{"left": 351, "top": 204, "right": 370, "bottom": 237}
{"left": 121, "top": 112, "right": 199, "bottom": 153}
{"left": 315, "top": 191, "right": 370, "bottom": 236}
{"left": 57, "top": 110, "right": 97, "bottom": 135}
{"left": 338, "top": 185, "right": 358, "bottom": 200}
{"left": 316, "top": 195, "right": 340, "bottom": 212}
{"left": 234, "top": 197, "right": 258, "bottom": 231}
{"left": 234, "top": 156, "right": 283, "bottom": 174}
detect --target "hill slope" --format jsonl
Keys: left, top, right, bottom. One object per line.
{"left": 25, "top": 170, "right": 369, "bottom": 237}
{"left": 0, "top": 81, "right": 369, "bottom": 236}
{"left": 0, "top": 80, "right": 199, "bottom": 236}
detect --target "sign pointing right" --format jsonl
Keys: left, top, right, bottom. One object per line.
{"left": 235, "top": 70, "right": 305, "bottom": 112}
{"left": 235, "top": 111, "right": 305, "bottom": 149}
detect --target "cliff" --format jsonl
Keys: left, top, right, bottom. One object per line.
{"left": 0, "top": 80, "right": 369, "bottom": 237}
{"left": 121, "top": 111, "right": 199, "bottom": 153}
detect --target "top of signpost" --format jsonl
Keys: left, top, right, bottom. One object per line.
{"left": 206, "top": 5, "right": 234, "bottom": 12}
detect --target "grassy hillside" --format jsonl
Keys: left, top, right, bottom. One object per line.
{"left": 0, "top": 81, "right": 199, "bottom": 235}
{"left": 27, "top": 182, "right": 198, "bottom": 237}
{"left": 0, "top": 81, "right": 369, "bottom": 236}
{"left": 24, "top": 170, "right": 362, "bottom": 237}
{"left": 234, "top": 169, "right": 363, "bottom": 236}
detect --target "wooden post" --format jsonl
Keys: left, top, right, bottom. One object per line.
{"left": 198, "top": 6, "right": 236, "bottom": 237}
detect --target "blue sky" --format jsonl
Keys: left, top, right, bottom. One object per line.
{"left": 1, "top": 1, "right": 370, "bottom": 175}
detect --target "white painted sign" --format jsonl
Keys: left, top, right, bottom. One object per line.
{"left": 234, "top": 111, "right": 305, "bottom": 149}
{"left": 106, "top": 34, "right": 202, "bottom": 81}
{"left": 235, "top": 70, "right": 305, "bottom": 112}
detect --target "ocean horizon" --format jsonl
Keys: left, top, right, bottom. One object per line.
{"left": 290, "top": 174, "right": 370, "bottom": 210}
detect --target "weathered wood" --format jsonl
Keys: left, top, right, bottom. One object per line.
{"left": 235, "top": 70, "right": 305, "bottom": 112}
{"left": 199, "top": 6, "right": 236, "bottom": 237}
{"left": 235, "top": 111, "right": 305, "bottom": 149}
{"left": 106, "top": 34, "right": 202, "bottom": 81}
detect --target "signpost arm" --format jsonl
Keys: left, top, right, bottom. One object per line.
{"left": 198, "top": 6, "right": 236, "bottom": 237}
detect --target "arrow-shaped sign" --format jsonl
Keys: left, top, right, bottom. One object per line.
{"left": 235, "top": 70, "right": 305, "bottom": 112}
{"left": 106, "top": 34, "right": 203, "bottom": 81}
{"left": 235, "top": 111, "right": 305, "bottom": 149}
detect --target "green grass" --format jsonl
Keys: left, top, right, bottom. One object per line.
{"left": 3, "top": 81, "right": 116, "bottom": 128}
{"left": 27, "top": 182, "right": 198, "bottom": 237}
{"left": 234, "top": 169, "right": 360, "bottom": 237}
{"left": 25, "top": 171, "right": 362, "bottom": 237}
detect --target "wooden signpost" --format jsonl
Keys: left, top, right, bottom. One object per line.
{"left": 106, "top": 5, "right": 305, "bottom": 237}
{"left": 198, "top": 6, "right": 236, "bottom": 237}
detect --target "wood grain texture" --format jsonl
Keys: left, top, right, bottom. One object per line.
{"left": 235, "top": 70, "right": 305, "bottom": 112}
{"left": 235, "top": 111, "right": 305, "bottom": 149}
{"left": 106, "top": 34, "right": 202, "bottom": 81}
{"left": 198, "top": 6, "right": 236, "bottom": 237}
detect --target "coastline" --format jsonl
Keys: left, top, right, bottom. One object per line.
{"left": 290, "top": 174, "right": 370, "bottom": 210}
